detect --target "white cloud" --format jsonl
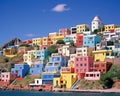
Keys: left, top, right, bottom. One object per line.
{"left": 24, "top": 33, "right": 36, "bottom": 37}
{"left": 52, "top": 4, "right": 70, "bottom": 12}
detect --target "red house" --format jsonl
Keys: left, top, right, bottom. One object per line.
{"left": 76, "top": 34, "right": 83, "bottom": 47}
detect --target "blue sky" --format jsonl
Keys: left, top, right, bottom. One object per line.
{"left": 0, "top": 0, "right": 120, "bottom": 46}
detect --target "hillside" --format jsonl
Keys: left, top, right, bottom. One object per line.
{"left": 0, "top": 54, "right": 23, "bottom": 72}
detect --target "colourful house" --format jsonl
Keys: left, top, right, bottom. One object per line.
{"left": 30, "top": 63, "right": 45, "bottom": 75}
{"left": 68, "top": 54, "right": 76, "bottom": 68}
{"left": 71, "top": 27, "right": 77, "bottom": 34}
{"left": 59, "top": 28, "right": 71, "bottom": 36}
{"left": 0, "top": 72, "right": 17, "bottom": 85}
{"left": 53, "top": 73, "right": 77, "bottom": 88}
{"left": 22, "top": 40, "right": 32, "bottom": 45}
{"left": 74, "top": 56, "right": 94, "bottom": 79}
{"left": 42, "top": 53, "right": 68, "bottom": 85}
{"left": 85, "top": 71, "right": 101, "bottom": 80}
{"left": 44, "top": 53, "right": 68, "bottom": 73}
{"left": 76, "top": 47, "right": 92, "bottom": 56}
{"left": 3, "top": 47, "right": 17, "bottom": 58}
{"left": 92, "top": 50, "right": 112, "bottom": 62}
{"left": 23, "top": 49, "right": 48, "bottom": 66}
{"left": 76, "top": 24, "right": 90, "bottom": 34}
{"left": 11, "top": 64, "right": 29, "bottom": 78}
{"left": 32, "top": 38, "right": 43, "bottom": 46}
{"left": 58, "top": 45, "right": 76, "bottom": 57}
{"left": 76, "top": 34, "right": 83, "bottom": 47}
{"left": 83, "top": 35, "right": 101, "bottom": 47}
{"left": 104, "top": 24, "right": 118, "bottom": 32}
{"left": 93, "top": 61, "right": 112, "bottom": 73}
{"left": 42, "top": 37, "right": 52, "bottom": 46}
{"left": 42, "top": 73, "right": 60, "bottom": 85}
{"left": 53, "top": 67, "right": 77, "bottom": 88}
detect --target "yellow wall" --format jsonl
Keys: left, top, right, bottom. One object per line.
{"left": 76, "top": 24, "right": 89, "bottom": 33}
{"left": 104, "top": 24, "right": 117, "bottom": 32}
{"left": 53, "top": 73, "right": 77, "bottom": 88}
{"left": 92, "top": 50, "right": 112, "bottom": 62}
{"left": 32, "top": 38, "right": 42, "bottom": 46}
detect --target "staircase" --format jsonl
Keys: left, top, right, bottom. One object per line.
{"left": 70, "top": 80, "right": 80, "bottom": 89}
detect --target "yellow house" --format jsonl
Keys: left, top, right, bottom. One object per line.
{"left": 104, "top": 24, "right": 118, "bottom": 32}
{"left": 92, "top": 50, "right": 112, "bottom": 62}
{"left": 32, "top": 38, "right": 43, "bottom": 46}
{"left": 48, "top": 32, "right": 59, "bottom": 45}
{"left": 76, "top": 24, "right": 90, "bottom": 34}
{"left": 54, "top": 73, "right": 77, "bottom": 88}
{"left": 3, "top": 48, "right": 17, "bottom": 58}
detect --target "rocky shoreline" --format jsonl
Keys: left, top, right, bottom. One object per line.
{"left": 1, "top": 85, "right": 120, "bottom": 94}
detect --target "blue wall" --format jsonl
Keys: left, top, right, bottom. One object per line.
{"left": 36, "top": 49, "right": 48, "bottom": 60}
{"left": 83, "top": 35, "right": 101, "bottom": 47}
{"left": 64, "top": 35, "right": 71, "bottom": 44}
{"left": 42, "top": 73, "right": 60, "bottom": 85}
{"left": 30, "top": 64, "right": 44, "bottom": 75}
{"left": 11, "top": 64, "right": 29, "bottom": 78}
{"left": 44, "top": 55, "right": 68, "bottom": 73}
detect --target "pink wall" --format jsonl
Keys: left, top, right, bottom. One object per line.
{"left": 74, "top": 56, "right": 94, "bottom": 73}
{"left": 0, "top": 72, "right": 17, "bottom": 84}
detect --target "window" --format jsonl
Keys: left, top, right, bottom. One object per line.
{"left": 84, "top": 64, "right": 87, "bottom": 66}
{"left": 76, "top": 58, "right": 79, "bottom": 61}
{"left": 76, "top": 69, "right": 78, "bottom": 72}
{"left": 84, "top": 58, "right": 87, "bottom": 61}
{"left": 37, "top": 80, "right": 39, "bottom": 84}
{"left": 80, "top": 58, "right": 82, "bottom": 61}
{"left": 72, "top": 75, "right": 74, "bottom": 78}
{"left": 6, "top": 75, "right": 8, "bottom": 78}
{"left": 80, "top": 64, "right": 82, "bottom": 66}
{"left": 102, "top": 64, "right": 104, "bottom": 67}
{"left": 76, "top": 64, "right": 78, "bottom": 67}
{"left": 37, "top": 65, "right": 39, "bottom": 68}
{"left": 84, "top": 69, "right": 86, "bottom": 72}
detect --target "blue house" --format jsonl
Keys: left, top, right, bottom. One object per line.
{"left": 83, "top": 35, "right": 101, "bottom": 47}
{"left": 42, "top": 53, "right": 68, "bottom": 85}
{"left": 44, "top": 53, "right": 68, "bottom": 73}
{"left": 30, "top": 64, "right": 45, "bottom": 75}
{"left": 64, "top": 35, "right": 71, "bottom": 44}
{"left": 36, "top": 49, "right": 48, "bottom": 61}
{"left": 11, "top": 64, "right": 29, "bottom": 78}
{"left": 42, "top": 73, "right": 60, "bottom": 85}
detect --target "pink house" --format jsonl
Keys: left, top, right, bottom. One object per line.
{"left": 0, "top": 72, "right": 17, "bottom": 85}
{"left": 74, "top": 56, "right": 94, "bottom": 79}
{"left": 59, "top": 28, "right": 71, "bottom": 36}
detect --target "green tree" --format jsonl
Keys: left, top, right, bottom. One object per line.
{"left": 70, "top": 40, "right": 75, "bottom": 46}
{"left": 4, "top": 58, "right": 9, "bottom": 62}
{"left": 93, "top": 29, "right": 100, "bottom": 34}
{"left": 19, "top": 44, "right": 30, "bottom": 47}
{"left": 56, "top": 40, "right": 65, "bottom": 44}
{"left": 47, "top": 45, "right": 58, "bottom": 56}
{"left": 31, "top": 54, "right": 35, "bottom": 59}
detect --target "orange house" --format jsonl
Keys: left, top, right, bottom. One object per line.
{"left": 93, "top": 61, "right": 112, "bottom": 73}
